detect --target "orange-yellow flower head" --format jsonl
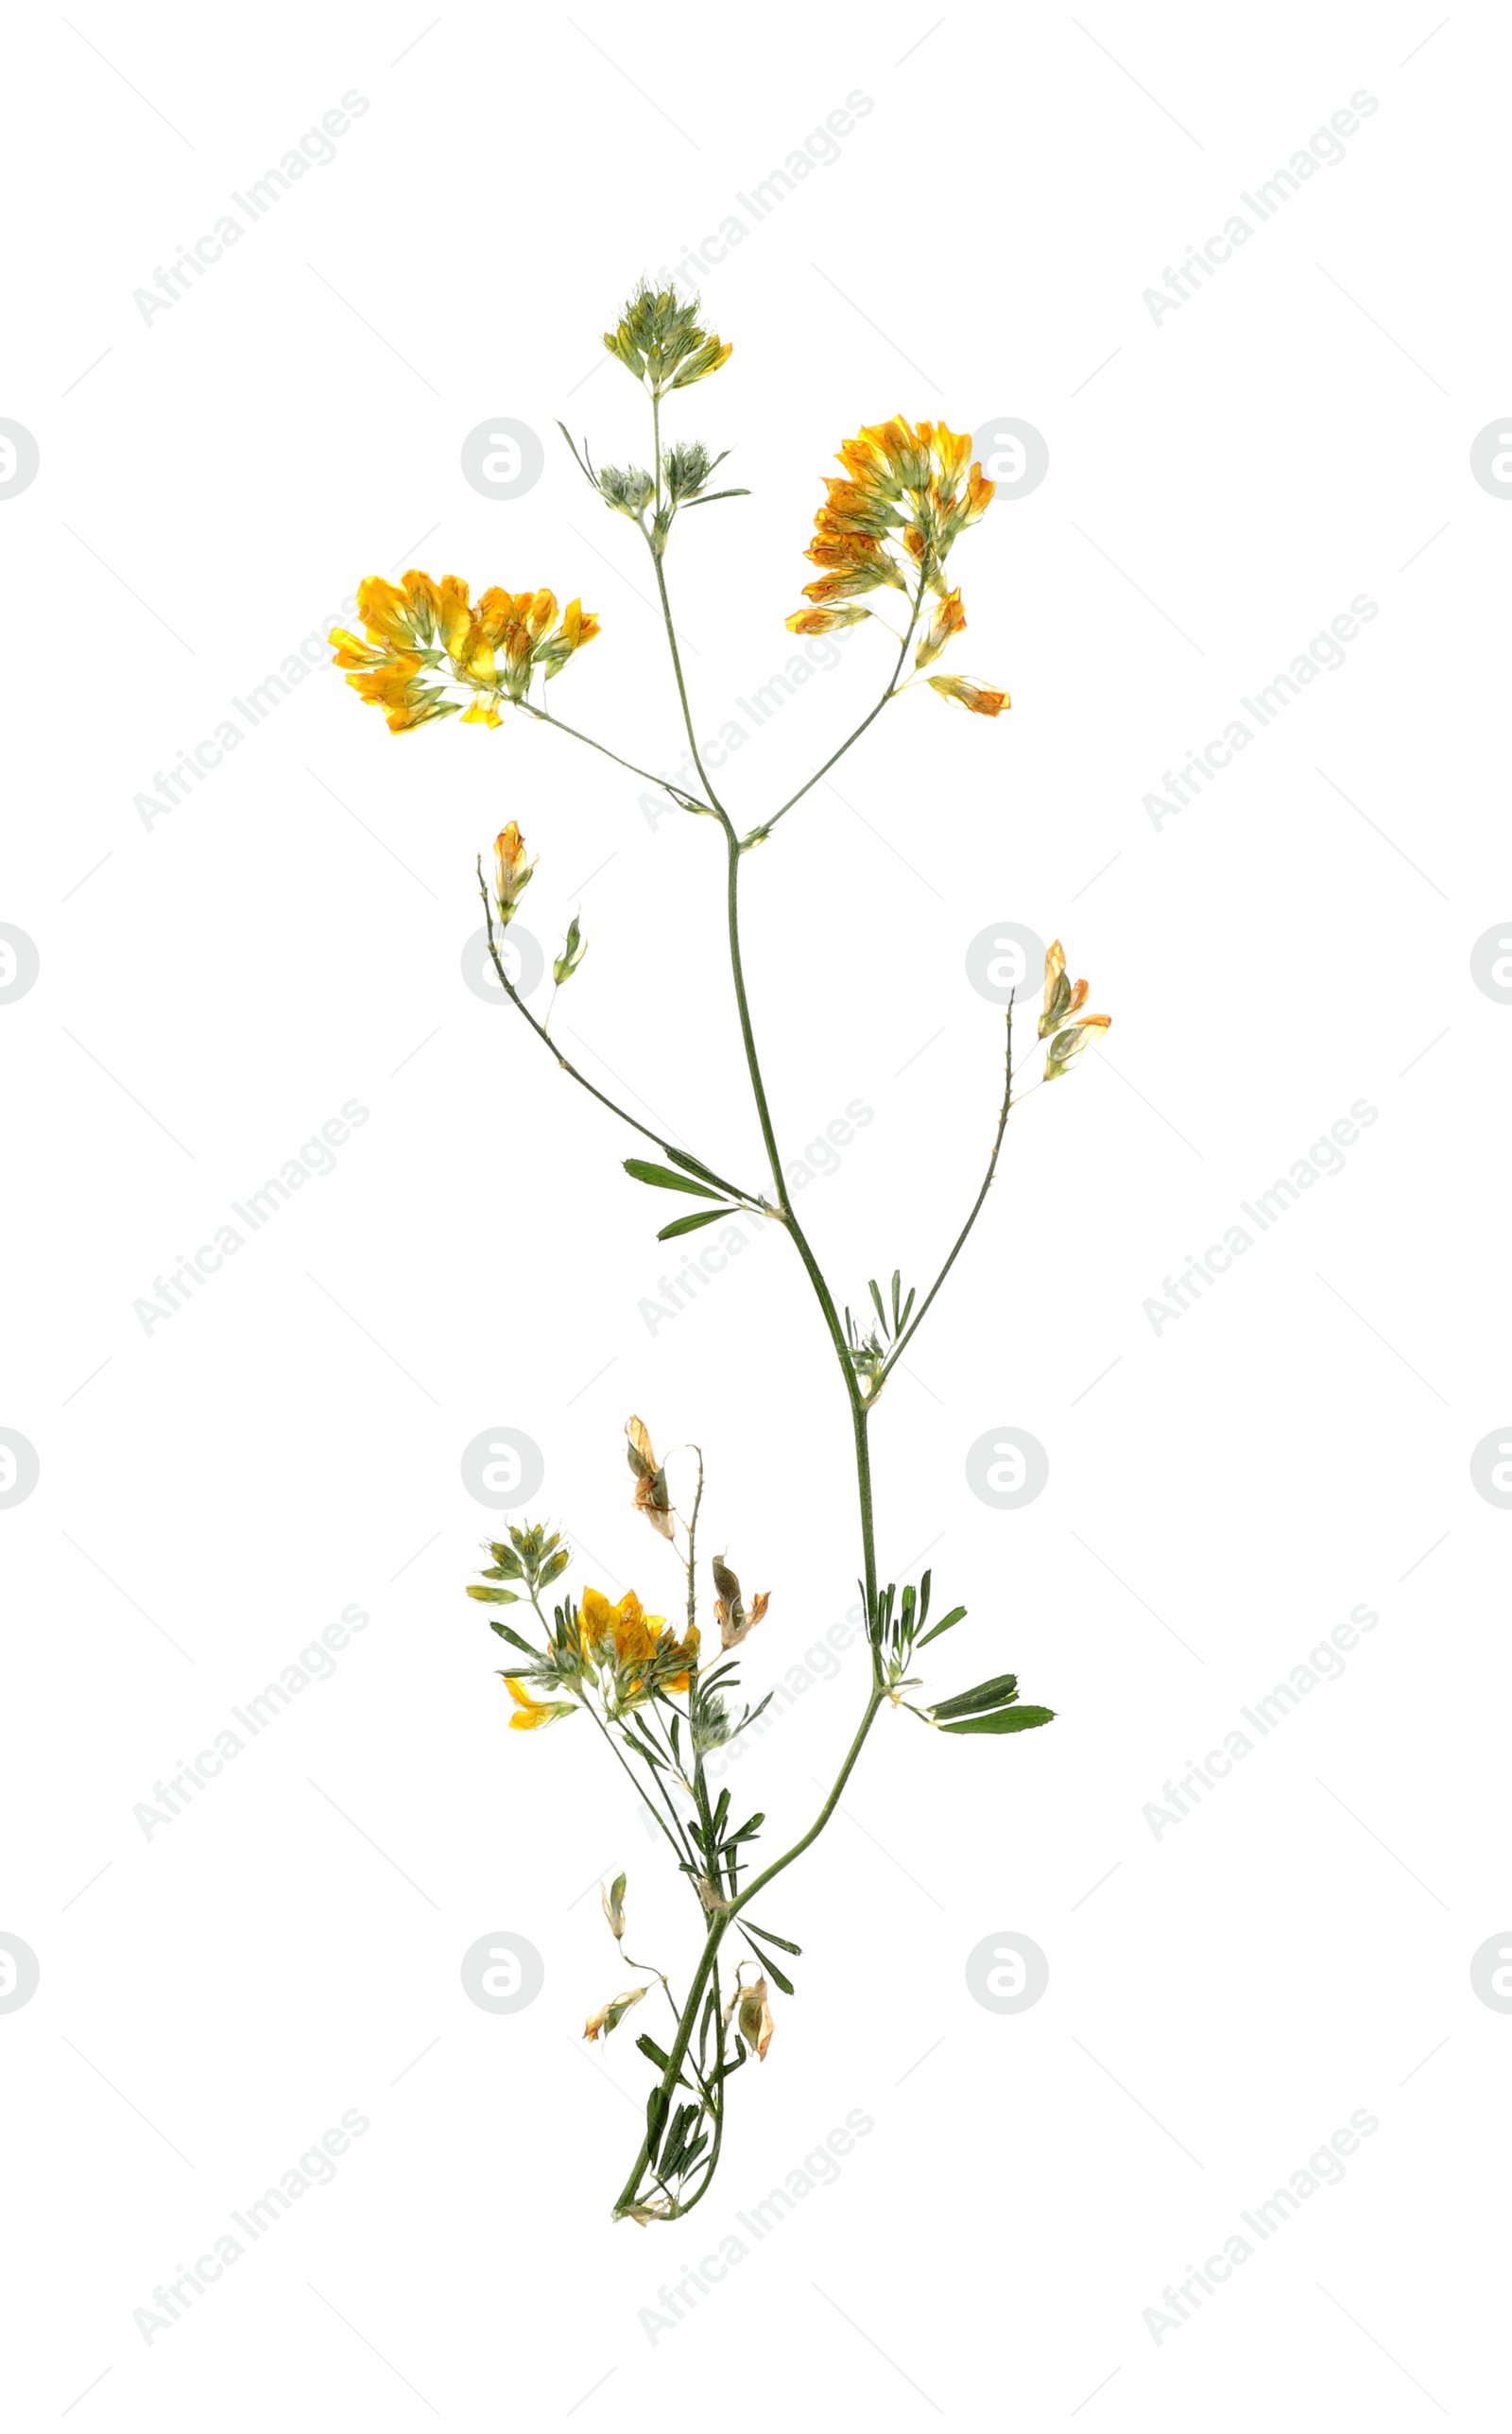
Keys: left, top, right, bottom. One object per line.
{"left": 784, "top": 422, "right": 1007, "bottom": 713}
{"left": 1040, "top": 940, "right": 1111, "bottom": 1079}
{"left": 330, "top": 569, "right": 599, "bottom": 734}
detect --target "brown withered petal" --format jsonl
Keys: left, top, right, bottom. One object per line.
{"left": 717, "top": 1589, "right": 769, "bottom": 1651}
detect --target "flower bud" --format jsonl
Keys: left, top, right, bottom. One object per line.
{"left": 554, "top": 914, "right": 588, "bottom": 986}
{"left": 493, "top": 823, "right": 534, "bottom": 927}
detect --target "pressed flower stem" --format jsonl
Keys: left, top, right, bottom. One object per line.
{"left": 749, "top": 563, "right": 933, "bottom": 844}
{"left": 605, "top": 522, "right": 906, "bottom": 2218}
{"left": 476, "top": 866, "right": 760, "bottom": 1208}
{"left": 610, "top": 1686, "right": 885, "bottom": 2218}
{"left": 645, "top": 542, "right": 882, "bottom": 1627}
{"left": 880, "top": 997, "right": 1017, "bottom": 1386}
{"left": 518, "top": 701, "right": 712, "bottom": 815}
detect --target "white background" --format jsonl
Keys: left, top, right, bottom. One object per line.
{"left": 3, "top": 2, "right": 1508, "bottom": 2425}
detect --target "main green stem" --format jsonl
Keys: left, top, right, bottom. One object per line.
{"left": 610, "top": 506, "right": 892, "bottom": 2218}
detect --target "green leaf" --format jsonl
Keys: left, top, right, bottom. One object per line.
{"left": 939, "top": 1703, "right": 1057, "bottom": 1735}
{"left": 657, "top": 1206, "right": 730, "bottom": 1242}
{"left": 623, "top": 1157, "right": 727, "bottom": 1200}
{"left": 645, "top": 2085, "right": 670, "bottom": 2161}
{"left": 663, "top": 1147, "right": 726, "bottom": 1184}
{"left": 636, "top": 2032, "right": 674, "bottom": 2073}
{"left": 743, "top": 1931, "right": 795, "bottom": 1995}
{"left": 488, "top": 1619, "right": 541, "bottom": 1657}
{"left": 931, "top": 1672, "right": 1019, "bottom": 1720}
{"left": 916, "top": 1605, "right": 966, "bottom": 1649}
{"left": 740, "top": 1917, "right": 799, "bottom": 1955}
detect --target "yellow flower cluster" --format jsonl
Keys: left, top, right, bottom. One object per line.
{"left": 331, "top": 570, "right": 599, "bottom": 734}
{"left": 580, "top": 1586, "right": 699, "bottom": 1699}
{"left": 785, "top": 419, "right": 1007, "bottom": 715}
